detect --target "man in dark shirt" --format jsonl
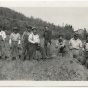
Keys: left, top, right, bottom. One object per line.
{"left": 43, "top": 26, "right": 52, "bottom": 59}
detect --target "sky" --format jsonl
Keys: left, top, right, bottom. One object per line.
{"left": 8, "top": 7, "right": 88, "bottom": 31}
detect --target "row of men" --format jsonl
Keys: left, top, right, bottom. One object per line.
{"left": 0, "top": 26, "right": 52, "bottom": 60}
{"left": 0, "top": 25, "right": 88, "bottom": 62}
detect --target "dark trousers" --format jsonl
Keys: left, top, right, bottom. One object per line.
{"left": 56, "top": 46, "right": 65, "bottom": 56}
{"left": 44, "top": 41, "right": 51, "bottom": 57}
{"left": 29, "top": 43, "right": 46, "bottom": 60}
{"left": 23, "top": 41, "right": 29, "bottom": 60}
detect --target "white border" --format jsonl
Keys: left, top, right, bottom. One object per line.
{"left": 0, "top": 0, "right": 88, "bottom": 86}
{"left": 1, "top": 1, "right": 88, "bottom": 7}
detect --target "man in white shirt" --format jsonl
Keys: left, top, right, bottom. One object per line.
{"left": 55, "top": 34, "right": 66, "bottom": 56}
{"left": 0, "top": 26, "right": 6, "bottom": 59}
{"left": 69, "top": 33, "right": 82, "bottom": 58}
{"left": 28, "top": 27, "right": 46, "bottom": 60}
{"left": 22, "top": 26, "right": 32, "bottom": 60}
{"left": 9, "top": 27, "right": 21, "bottom": 60}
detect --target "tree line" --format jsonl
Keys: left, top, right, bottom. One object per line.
{"left": 0, "top": 7, "right": 87, "bottom": 40}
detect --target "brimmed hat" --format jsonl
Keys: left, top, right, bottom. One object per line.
{"left": 32, "top": 27, "right": 37, "bottom": 30}
{"left": 13, "top": 27, "right": 18, "bottom": 30}
{"left": 44, "top": 26, "right": 49, "bottom": 28}
{"left": 26, "top": 26, "right": 32, "bottom": 29}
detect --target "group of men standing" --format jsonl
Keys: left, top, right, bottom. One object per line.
{"left": 0, "top": 25, "right": 52, "bottom": 60}
{"left": 0, "top": 25, "right": 88, "bottom": 63}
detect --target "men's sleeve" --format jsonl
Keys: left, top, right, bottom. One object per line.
{"left": 9, "top": 34, "right": 12, "bottom": 45}
{"left": 18, "top": 34, "right": 21, "bottom": 45}
{"left": 79, "top": 40, "right": 82, "bottom": 48}
{"left": 69, "top": 39, "right": 72, "bottom": 49}
{"left": 56, "top": 40, "right": 59, "bottom": 47}
{"left": 22, "top": 32, "right": 25, "bottom": 41}
{"left": 28, "top": 34, "right": 35, "bottom": 44}
{"left": 48, "top": 30, "right": 52, "bottom": 43}
{"left": 2, "top": 31, "right": 6, "bottom": 40}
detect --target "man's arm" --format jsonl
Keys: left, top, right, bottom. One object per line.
{"left": 21, "top": 32, "right": 25, "bottom": 41}
{"left": 9, "top": 34, "right": 12, "bottom": 47}
{"left": 79, "top": 40, "right": 83, "bottom": 49}
{"left": 18, "top": 34, "right": 21, "bottom": 47}
{"left": 48, "top": 30, "right": 52, "bottom": 43}
{"left": 55, "top": 40, "right": 59, "bottom": 48}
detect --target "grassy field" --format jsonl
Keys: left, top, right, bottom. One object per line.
{"left": 0, "top": 36, "right": 88, "bottom": 80}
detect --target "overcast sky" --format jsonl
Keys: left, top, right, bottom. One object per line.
{"left": 9, "top": 7, "right": 88, "bottom": 31}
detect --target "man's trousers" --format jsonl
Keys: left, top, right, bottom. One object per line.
{"left": 44, "top": 40, "right": 51, "bottom": 58}
{"left": 11, "top": 41, "right": 19, "bottom": 59}
{"left": 28, "top": 43, "right": 46, "bottom": 60}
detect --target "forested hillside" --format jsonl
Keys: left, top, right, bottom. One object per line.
{"left": 0, "top": 7, "right": 78, "bottom": 39}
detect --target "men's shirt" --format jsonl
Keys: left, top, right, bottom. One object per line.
{"left": 56, "top": 39, "right": 65, "bottom": 47}
{"left": 22, "top": 31, "right": 32, "bottom": 43}
{"left": 0, "top": 31, "right": 6, "bottom": 40}
{"left": 69, "top": 38, "right": 82, "bottom": 50}
{"left": 28, "top": 33, "right": 40, "bottom": 44}
{"left": 43, "top": 30, "right": 52, "bottom": 43}
{"left": 9, "top": 32, "right": 21, "bottom": 44}
{"left": 83, "top": 41, "right": 88, "bottom": 51}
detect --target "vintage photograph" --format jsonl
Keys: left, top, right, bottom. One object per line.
{"left": 0, "top": 1, "right": 88, "bottom": 82}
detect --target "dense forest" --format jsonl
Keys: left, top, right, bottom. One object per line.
{"left": 0, "top": 7, "right": 87, "bottom": 39}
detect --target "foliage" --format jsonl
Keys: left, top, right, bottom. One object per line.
{"left": 0, "top": 7, "right": 74, "bottom": 39}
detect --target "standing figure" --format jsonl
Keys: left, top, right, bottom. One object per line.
{"left": 28, "top": 27, "right": 46, "bottom": 60}
{"left": 43, "top": 26, "right": 52, "bottom": 59}
{"left": 9, "top": 27, "right": 21, "bottom": 60}
{"left": 22, "top": 26, "right": 32, "bottom": 60}
{"left": 83, "top": 35, "right": 88, "bottom": 64}
{"left": 55, "top": 34, "right": 66, "bottom": 56}
{"left": 0, "top": 26, "right": 6, "bottom": 59}
{"left": 69, "top": 33, "right": 82, "bottom": 59}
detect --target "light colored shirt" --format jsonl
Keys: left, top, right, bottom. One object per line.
{"left": 69, "top": 38, "right": 82, "bottom": 49}
{"left": 56, "top": 39, "right": 65, "bottom": 47}
{"left": 9, "top": 32, "right": 21, "bottom": 45}
{"left": 0, "top": 31, "right": 6, "bottom": 40}
{"left": 28, "top": 33, "right": 40, "bottom": 44}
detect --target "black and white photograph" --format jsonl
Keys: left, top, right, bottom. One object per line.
{"left": 0, "top": 0, "right": 88, "bottom": 86}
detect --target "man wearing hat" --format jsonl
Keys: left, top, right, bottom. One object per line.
{"left": 69, "top": 33, "right": 82, "bottom": 58}
{"left": 0, "top": 26, "right": 6, "bottom": 59}
{"left": 43, "top": 26, "right": 52, "bottom": 59}
{"left": 9, "top": 27, "right": 21, "bottom": 60}
{"left": 22, "top": 26, "right": 32, "bottom": 60}
{"left": 28, "top": 27, "right": 46, "bottom": 60}
{"left": 55, "top": 34, "right": 66, "bottom": 56}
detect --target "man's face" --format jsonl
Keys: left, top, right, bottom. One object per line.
{"left": 14, "top": 29, "right": 18, "bottom": 33}
{"left": 74, "top": 35, "right": 78, "bottom": 40}
{"left": 45, "top": 27, "right": 49, "bottom": 31}
{"left": 33, "top": 29, "right": 37, "bottom": 35}
{"left": 59, "top": 36, "right": 63, "bottom": 40}
{"left": 27, "top": 28, "right": 31, "bottom": 32}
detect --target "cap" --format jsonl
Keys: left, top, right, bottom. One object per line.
{"left": 13, "top": 27, "right": 18, "bottom": 30}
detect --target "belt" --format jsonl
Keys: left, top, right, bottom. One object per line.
{"left": 12, "top": 41, "right": 18, "bottom": 42}
{"left": 70, "top": 48, "right": 79, "bottom": 50}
